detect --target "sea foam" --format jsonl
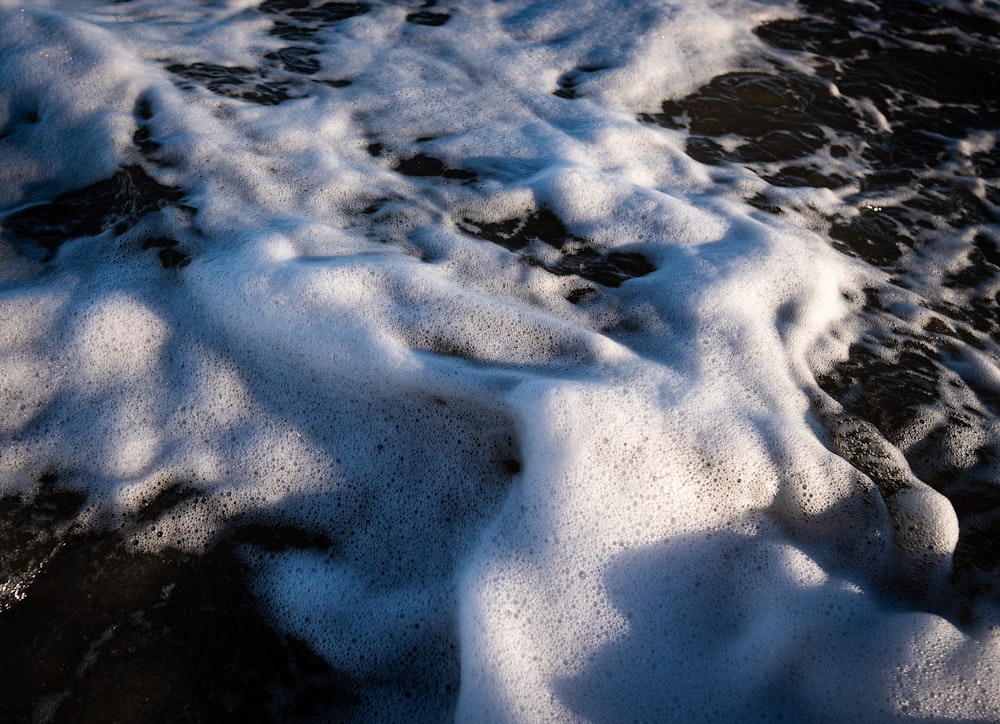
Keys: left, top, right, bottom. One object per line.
{"left": 1, "top": 0, "right": 998, "bottom": 720}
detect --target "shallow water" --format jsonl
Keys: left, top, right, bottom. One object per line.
{"left": 1, "top": 0, "right": 999, "bottom": 721}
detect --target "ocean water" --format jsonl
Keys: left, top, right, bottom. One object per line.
{"left": 1, "top": 0, "right": 999, "bottom": 720}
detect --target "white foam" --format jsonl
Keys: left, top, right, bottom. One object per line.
{"left": 1, "top": 0, "right": 998, "bottom": 719}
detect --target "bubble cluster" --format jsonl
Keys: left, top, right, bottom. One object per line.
{"left": 1, "top": 0, "right": 999, "bottom": 720}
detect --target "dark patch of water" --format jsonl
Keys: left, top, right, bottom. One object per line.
{"left": 132, "top": 126, "right": 160, "bottom": 155}
{"left": 458, "top": 208, "right": 569, "bottom": 252}
{"left": 639, "top": 0, "right": 1000, "bottom": 623}
{"left": 141, "top": 237, "right": 191, "bottom": 269}
{"left": 548, "top": 249, "right": 655, "bottom": 288}
{"left": 260, "top": 0, "right": 370, "bottom": 42}
{"left": 406, "top": 11, "right": 450, "bottom": 26}
{"left": 0, "top": 477, "right": 357, "bottom": 723}
{"left": 260, "top": 0, "right": 369, "bottom": 22}
{"left": 554, "top": 66, "right": 605, "bottom": 100}
{"left": 2, "top": 166, "right": 188, "bottom": 260}
{"left": 641, "top": 71, "right": 861, "bottom": 165}
{"left": 641, "top": 0, "right": 1000, "bottom": 270}
{"left": 816, "top": 322, "right": 1000, "bottom": 622}
{"left": 457, "top": 209, "right": 654, "bottom": 287}
{"left": 395, "top": 153, "right": 477, "bottom": 181}
{"left": 264, "top": 47, "right": 322, "bottom": 75}
{"left": 167, "top": 63, "right": 297, "bottom": 105}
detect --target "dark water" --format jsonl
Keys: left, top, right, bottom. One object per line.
{"left": 0, "top": 476, "right": 358, "bottom": 722}
{"left": 643, "top": 0, "right": 1000, "bottom": 622}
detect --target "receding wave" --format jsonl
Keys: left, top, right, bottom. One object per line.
{"left": 1, "top": 0, "right": 998, "bottom": 721}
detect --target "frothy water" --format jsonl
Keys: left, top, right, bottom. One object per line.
{"left": 1, "top": 0, "right": 999, "bottom": 720}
